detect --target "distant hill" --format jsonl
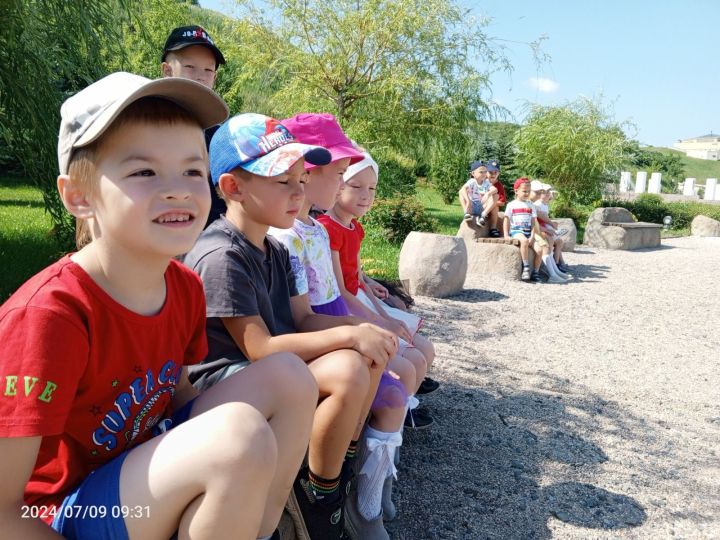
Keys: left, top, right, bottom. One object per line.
{"left": 644, "top": 146, "right": 720, "bottom": 184}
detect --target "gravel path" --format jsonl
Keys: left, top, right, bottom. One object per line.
{"left": 387, "top": 236, "right": 720, "bottom": 539}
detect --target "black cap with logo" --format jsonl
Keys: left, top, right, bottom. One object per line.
{"left": 162, "top": 25, "right": 226, "bottom": 66}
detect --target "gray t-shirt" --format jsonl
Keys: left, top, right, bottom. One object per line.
{"left": 183, "top": 217, "right": 298, "bottom": 387}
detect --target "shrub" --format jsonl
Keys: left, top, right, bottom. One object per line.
{"left": 362, "top": 195, "right": 438, "bottom": 245}
{"left": 601, "top": 196, "right": 720, "bottom": 229}
{"left": 369, "top": 150, "right": 417, "bottom": 199}
{"left": 428, "top": 142, "right": 470, "bottom": 204}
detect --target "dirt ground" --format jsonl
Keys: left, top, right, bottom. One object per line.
{"left": 387, "top": 236, "right": 720, "bottom": 539}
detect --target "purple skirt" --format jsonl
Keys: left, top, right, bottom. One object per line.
{"left": 312, "top": 296, "right": 351, "bottom": 316}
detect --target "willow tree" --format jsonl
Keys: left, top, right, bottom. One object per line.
{"left": 0, "top": 0, "right": 138, "bottom": 246}
{"left": 514, "top": 98, "right": 630, "bottom": 204}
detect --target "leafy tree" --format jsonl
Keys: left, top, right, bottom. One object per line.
{"left": 514, "top": 97, "right": 629, "bottom": 204}
{"left": 232, "top": 0, "right": 529, "bottom": 191}
{"left": 0, "top": 0, "right": 135, "bottom": 246}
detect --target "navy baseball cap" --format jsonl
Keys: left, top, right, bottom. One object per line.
{"left": 486, "top": 160, "right": 500, "bottom": 172}
{"left": 162, "top": 26, "right": 225, "bottom": 66}
{"left": 470, "top": 160, "right": 485, "bottom": 172}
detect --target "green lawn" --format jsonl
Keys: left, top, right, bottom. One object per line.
{"left": 0, "top": 175, "right": 62, "bottom": 300}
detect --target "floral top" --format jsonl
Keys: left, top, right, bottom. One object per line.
{"left": 268, "top": 217, "right": 341, "bottom": 306}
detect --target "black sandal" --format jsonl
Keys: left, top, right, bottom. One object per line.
{"left": 489, "top": 228, "right": 501, "bottom": 238}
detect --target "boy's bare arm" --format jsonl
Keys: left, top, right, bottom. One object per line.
{"left": 0, "top": 436, "right": 63, "bottom": 538}
{"left": 503, "top": 215, "right": 511, "bottom": 238}
{"left": 222, "top": 314, "right": 396, "bottom": 366}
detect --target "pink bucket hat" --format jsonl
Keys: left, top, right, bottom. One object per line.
{"left": 281, "top": 113, "right": 364, "bottom": 169}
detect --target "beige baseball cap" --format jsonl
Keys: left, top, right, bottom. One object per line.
{"left": 57, "top": 72, "right": 229, "bottom": 174}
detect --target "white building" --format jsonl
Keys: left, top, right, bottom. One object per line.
{"left": 674, "top": 133, "right": 720, "bottom": 160}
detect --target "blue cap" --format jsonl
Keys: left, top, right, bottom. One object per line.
{"left": 486, "top": 160, "right": 500, "bottom": 172}
{"left": 209, "top": 113, "right": 331, "bottom": 184}
{"left": 470, "top": 160, "right": 485, "bottom": 172}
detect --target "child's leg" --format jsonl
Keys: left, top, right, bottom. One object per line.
{"left": 401, "top": 346, "right": 427, "bottom": 393}
{"left": 307, "top": 349, "right": 371, "bottom": 481}
{"left": 119, "top": 352, "right": 318, "bottom": 540}
{"left": 518, "top": 236, "right": 529, "bottom": 262}
{"left": 489, "top": 193, "right": 500, "bottom": 228}
{"left": 411, "top": 333, "right": 435, "bottom": 372}
{"left": 480, "top": 192, "right": 495, "bottom": 217}
{"left": 352, "top": 355, "right": 386, "bottom": 439}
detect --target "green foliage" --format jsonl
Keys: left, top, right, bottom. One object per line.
{"left": 362, "top": 196, "right": 438, "bottom": 245}
{"left": 470, "top": 121, "right": 521, "bottom": 196}
{"left": 634, "top": 145, "right": 720, "bottom": 191}
{"left": 428, "top": 139, "right": 472, "bottom": 203}
{"left": 625, "top": 142, "right": 685, "bottom": 192}
{"left": 514, "top": 97, "right": 630, "bottom": 205}
{"left": 236, "top": 0, "right": 513, "bottom": 151}
{"left": 372, "top": 150, "right": 417, "bottom": 198}
{"left": 0, "top": 0, "right": 138, "bottom": 247}
{"left": 601, "top": 194, "right": 720, "bottom": 228}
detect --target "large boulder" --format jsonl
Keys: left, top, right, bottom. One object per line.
{"left": 691, "top": 215, "right": 720, "bottom": 237}
{"left": 399, "top": 232, "right": 466, "bottom": 298}
{"left": 583, "top": 207, "right": 661, "bottom": 250}
{"left": 456, "top": 211, "right": 505, "bottom": 242}
{"left": 465, "top": 241, "right": 523, "bottom": 280}
{"left": 553, "top": 218, "right": 577, "bottom": 252}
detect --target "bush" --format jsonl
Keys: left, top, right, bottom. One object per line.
{"left": 371, "top": 150, "right": 417, "bottom": 199}
{"left": 428, "top": 143, "right": 469, "bottom": 204}
{"left": 362, "top": 195, "right": 438, "bottom": 245}
{"left": 601, "top": 195, "right": 720, "bottom": 229}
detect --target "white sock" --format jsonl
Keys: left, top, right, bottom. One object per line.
{"left": 543, "top": 255, "right": 564, "bottom": 278}
{"left": 357, "top": 426, "right": 403, "bottom": 521}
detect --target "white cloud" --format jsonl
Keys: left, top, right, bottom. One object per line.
{"left": 527, "top": 77, "right": 559, "bottom": 93}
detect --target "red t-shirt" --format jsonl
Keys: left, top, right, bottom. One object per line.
{"left": 493, "top": 181, "right": 507, "bottom": 206}
{"left": 0, "top": 256, "right": 207, "bottom": 522}
{"left": 317, "top": 215, "right": 365, "bottom": 295}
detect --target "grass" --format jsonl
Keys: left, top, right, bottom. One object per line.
{"left": 0, "top": 175, "right": 62, "bottom": 300}
{"left": 644, "top": 146, "right": 720, "bottom": 184}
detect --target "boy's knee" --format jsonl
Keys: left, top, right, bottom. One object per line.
{"left": 204, "top": 403, "right": 277, "bottom": 476}
{"left": 329, "top": 350, "right": 371, "bottom": 394}
{"left": 264, "top": 352, "right": 318, "bottom": 402}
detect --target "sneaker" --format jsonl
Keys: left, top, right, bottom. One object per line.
{"left": 417, "top": 376, "right": 440, "bottom": 395}
{"left": 557, "top": 262, "right": 570, "bottom": 273}
{"left": 530, "top": 270, "right": 542, "bottom": 282}
{"left": 287, "top": 469, "right": 346, "bottom": 540}
{"left": 381, "top": 476, "right": 396, "bottom": 522}
{"left": 547, "top": 274, "right": 565, "bottom": 284}
{"left": 344, "top": 490, "right": 390, "bottom": 540}
{"left": 521, "top": 266, "right": 531, "bottom": 281}
{"left": 404, "top": 407, "right": 434, "bottom": 429}
{"left": 476, "top": 215, "right": 487, "bottom": 227}
{"left": 489, "top": 228, "right": 501, "bottom": 238}
{"left": 463, "top": 213, "right": 473, "bottom": 221}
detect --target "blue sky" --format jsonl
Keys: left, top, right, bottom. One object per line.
{"left": 201, "top": 0, "right": 719, "bottom": 148}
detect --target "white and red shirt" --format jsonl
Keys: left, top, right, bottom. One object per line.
{"left": 505, "top": 199, "right": 537, "bottom": 237}
{"left": 0, "top": 256, "right": 207, "bottom": 522}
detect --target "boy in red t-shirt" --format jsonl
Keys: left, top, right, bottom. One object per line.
{"left": 0, "top": 73, "right": 318, "bottom": 540}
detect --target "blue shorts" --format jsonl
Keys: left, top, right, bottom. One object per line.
{"left": 51, "top": 398, "right": 196, "bottom": 540}
{"left": 471, "top": 199, "right": 484, "bottom": 216}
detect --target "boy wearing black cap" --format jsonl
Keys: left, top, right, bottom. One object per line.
{"left": 459, "top": 160, "right": 499, "bottom": 236}
{"left": 162, "top": 25, "right": 228, "bottom": 225}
